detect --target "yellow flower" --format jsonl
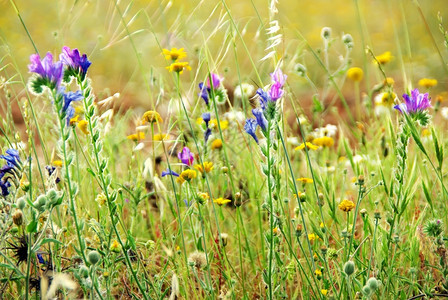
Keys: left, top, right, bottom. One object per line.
{"left": 321, "top": 289, "right": 328, "bottom": 296}
{"left": 110, "top": 240, "right": 121, "bottom": 253}
{"left": 69, "top": 115, "right": 80, "bottom": 125}
{"left": 127, "top": 132, "right": 145, "bottom": 142}
{"left": 375, "top": 51, "right": 392, "bottom": 64}
{"left": 74, "top": 105, "right": 85, "bottom": 115}
{"left": 421, "top": 128, "right": 431, "bottom": 137}
{"left": 194, "top": 161, "right": 214, "bottom": 174}
{"left": 95, "top": 193, "right": 107, "bottom": 206}
{"left": 178, "top": 169, "right": 197, "bottom": 184}
{"left": 153, "top": 133, "right": 170, "bottom": 141}
{"left": 166, "top": 61, "right": 191, "bottom": 74}
{"left": 197, "top": 192, "right": 209, "bottom": 201}
{"left": 211, "top": 139, "right": 223, "bottom": 150}
{"left": 295, "top": 142, "right": 320, "bottom": 151}
{"left": 196, "top": 117, "right": 204, "bottom": 125}
{"left": 418, "top": 78, "right": 438, "bottom": 88}
{"left": 347, "top": 67, "right": 364, "bottom": 82}
{"left": 320, "top": 222, "right": 325, "bottom": 228}
{"left": 312, "top": 137, "right": 334, "bottom": 147}
{"left": 338, "top": 199, "right": 355, "bottom": 212}
{"left": 297, "top": 177, "right": 313, "bottom": 184}
{"left": 52, "top": 160, "right": 63, "bottom": 167}
{"left": 210, "top": 119, "right": 229, "bottom": 130}
{"left": 213, "top": 197, "right": 231, "bottom": 206}
{"left": 384, "top": 77, "right": 395, "bottom": 86}
{"left": 162, "top": 48, "right": 187, "bottom": 61}
{"left": 78, "top": 120, "right": 89, "bottom": 135}
{"left": 308, "top": 233, "right": 317, "bottom": 241}
{"left": 315, "top": 269, "right": 322, "bottom": 276}
{"left": 378, "top": 92, "right": 396, "bottom": 107}
{"left": 141, "top": 110, "right": 162, "bottom": 124}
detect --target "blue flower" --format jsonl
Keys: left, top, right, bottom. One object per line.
{"left": 60, "top": 46, "right": 92, "bottom": 79}
{"left": 204, "top": 128, "right": 212, "bottom": 143}
{"left": 244, "top": 119, "right": 259, "bottom": 143}
{"left": 394, "top": 88, "right": 431, "bottom": 114}
{"left": 59, "top": 88, "right": 83, "bottom": 124}
{"left": 252, "top": 108, "right": 268, "bottom": 132}
{"left": 0, "top": 149, "right": 21, "bottom": 168}
{"left": 0, "top": 176, "right": 11, "bottom": 196}
{"left": 256, "top": 88, "right": 270, "bottom": 110}
{"left": 202, "top": 112, "right": 211, "bottom": 127}
{"left": 0, "top": 149, "right": 21, "bottom": 197}
{"left": 198, "top": 82, "right": 210, "bottom": 106}
{"left": 161, "top": 169, "right": 180, "bottom": 177}
{"left": 37, "top": 253, "right": 46, "bottom": 264}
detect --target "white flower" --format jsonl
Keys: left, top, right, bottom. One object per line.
{"left": 287, "top": 137, "right": 299, "bottom": 146}
{"left": 234, "top": 83, "right": 255, "bottom": 100}
{"left": 223, "top": 111, "right": 245, "bottom": 123}
{"left": 441, "top": 107, "right": 448, "bottom": 120}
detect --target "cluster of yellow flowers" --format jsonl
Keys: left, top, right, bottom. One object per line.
{"left": 163, "top": 48, "right": 191, "bottom": 74}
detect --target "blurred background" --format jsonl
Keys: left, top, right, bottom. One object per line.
{"left": 0, "top": 0, "right": 447, "bottom": 114}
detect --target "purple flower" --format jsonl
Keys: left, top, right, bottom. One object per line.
{"left": 60, "top": 46, "right": 91, "bottom": 78}
{"left": 268, "top": 83, "right": 284, "bottom": 101}
{"left": 268, "top": 69, "right": 286, "bottom": 101}
{"left": 270, "top": 69, "right": 287, "bottom": 86}
{"left": 178, "top": 147, "right": 194, "bottom": 166}
{"left": 394, "top": 88, "right": 431, "bottom": 114}
{"left": 206, "top": 73, "right": 221, "bottom": 89}
{"left": 161, "top": 169, "right": 180, "bottom": 177}
{"left": 198, "top": 73, "right": 222, "bottom": 106}
{"left": 244, "top": 119, "right": 259, "bottom": 143}
{"left": 28, "top": 52, "right": 63, "bottom": 88}
{"left": 252, "top": 108, "right": 268, "bottom": 131}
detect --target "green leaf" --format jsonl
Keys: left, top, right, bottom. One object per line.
{"left": 196, "top": 236, "right": 204, "bottom": 252}
{"left": 26, "top": 220, "right": 38, "bottom": 233}
{"left": 422, "top": 181, "right": 434, "bottom": 215}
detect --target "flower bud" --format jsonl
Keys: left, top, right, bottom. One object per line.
{"left": 362, "top": 285, "right": 371, "bottom": 296}
{"left": 342, "top": 34, "right": 353, "bottom": 45}
{"left": 343, "top": 261, "right": 355, "bottom": 276}
{"left": 295, "top": 63, "right": 307, "bottom": 77}
{"left": 220, "top": 233, "right": 229, "bottom": 247}
{"left": 17, "top": 197, "right": 26, "bottom": 210}
{"left": 367, "top": 277, "right": 378, "bottom": 290}
{"left": 88, "top": 251, "right": 101, "bottom": 265}
{"left": 79, "top": 265, "right": 89, "bottom": 278}
{"left": 12, "top": 210, "right": 23, "bottom": 226}
{"left": 321, "top": 27, "right": 332, "bottom": 39}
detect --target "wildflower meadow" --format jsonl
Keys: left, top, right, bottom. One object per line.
{"left": 1, "top": 0, "right": 448, "bottom": 299}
